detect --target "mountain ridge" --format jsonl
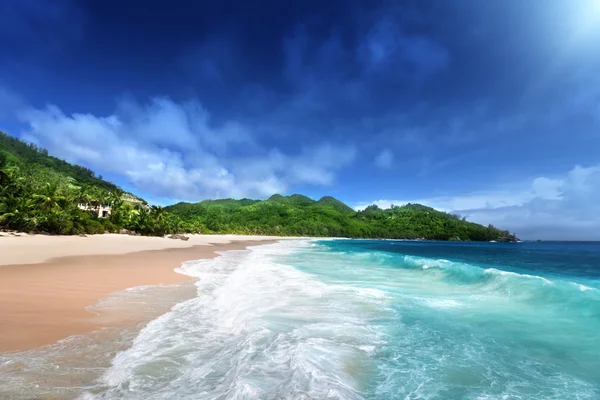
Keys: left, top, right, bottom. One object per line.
{"left": 1, "top": 131, "right": 517, "bottom": 241}
{"left": 166, "top": 195, "right": 517, "bottom": 241}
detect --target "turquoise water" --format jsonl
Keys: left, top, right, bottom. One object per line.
{"left": 88, "top": 240, "right": 600, "bottom": 399}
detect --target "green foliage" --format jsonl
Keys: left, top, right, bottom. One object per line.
{"left": 166, "top": 196, "right": 518, "bottom": 241}
{"left": 0, "top": 132, "right": 174, "bottom": 236}
{"left": 317, "top": 196, "right": 355, "bottom": 214}
{"left": 0, "top": 131, "right": 118, "bottom": 191}
{"left": 1, "top": 131, "right": 517, "bottom": 241}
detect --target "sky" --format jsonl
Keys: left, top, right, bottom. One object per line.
{"left": 1, "top": 0, "right": 600, "bottom": 240}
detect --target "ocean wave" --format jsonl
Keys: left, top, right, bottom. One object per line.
{"left": 571, "top": 282, "right": 598, "bottom": 292}
{"left": 351, "top": 287, "right": 388, "bottom": 299}
{"left": 419, "top": 298, "right": 463, "bottom": 309}
{"left": 399, "top": 255, "right": 600, "bottom": 314}
{"left": 91, "top": 241, "right": 382, "bottom": 399}
{"left": 483, "top": 267, "right": 552, "bottom": 284}
{"left": 77, "top": 241, "right": 600, "bottom": 399}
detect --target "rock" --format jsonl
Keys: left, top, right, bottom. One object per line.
{"left": 79, "top": 233, "right": 87, "bottom": 237}
{"left": 168, "top": 234, "right": 184, "bottom": 240}
{"left": 119, "top": 229, "right": 130, "bottom": 235}
{"left": 180, "top": 236, "right": 190, "bottom": 241}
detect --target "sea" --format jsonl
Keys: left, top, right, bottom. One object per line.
{"left": 2, "top": 239, "right": 600, "bottom": 399}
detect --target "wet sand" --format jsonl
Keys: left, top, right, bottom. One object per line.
{"left": 0, "top": 234, "right": 282, "bottom": 352}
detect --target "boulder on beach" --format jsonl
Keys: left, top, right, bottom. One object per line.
{"left": 168, "top": 234, "right": 190, "bottom": 241}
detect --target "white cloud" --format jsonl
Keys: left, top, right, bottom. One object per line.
{"left": 374, "top": 149, "right": 393, "bottom": 169}
{"left": 355, "top": 164, "right": 600, "bottom": 240}
{"left": 17, "top": 97, "right": 355, "bottom": 201}
{"left": 354, "top": 190, "right": 535, "bottom": 213}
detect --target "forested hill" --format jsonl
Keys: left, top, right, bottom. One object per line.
{"left": 166, "top": 195, "right": 518, "bottom": 241}
{"left": 1, "top": 131, "right": 516, "bottom": 241}
{"left": 0, "top": 131, "right": 119, "bottom": 192}
{"left": 0, "top": 131, "right": 157, "bottom": 235}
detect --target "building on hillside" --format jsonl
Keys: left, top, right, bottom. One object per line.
{"left": 123, "top": 193, "right": 144, "bottom": 205}
{"left": 78, "top": 204, "right": 111, "bottom": 218}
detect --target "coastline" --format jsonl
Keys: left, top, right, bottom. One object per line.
{"left": 0, "top": 234, "right": 285, "bottom": 353}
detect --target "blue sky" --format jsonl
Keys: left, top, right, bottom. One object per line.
{"left": 1, "top": 0, "right": 600, "bottom": 239}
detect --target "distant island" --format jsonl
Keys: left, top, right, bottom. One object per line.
{"left": 1, "top": 131, "right": 517, "bottom": 241}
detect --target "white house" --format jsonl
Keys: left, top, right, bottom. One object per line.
{"left": 78, "top": 204, "right": 111, "bottom": 218}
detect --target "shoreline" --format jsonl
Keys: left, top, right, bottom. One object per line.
{"left": 0, "top": 234, "right": 284, "bottom": 353}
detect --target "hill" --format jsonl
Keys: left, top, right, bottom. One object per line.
{"left": 0, "top": 131, "right": 169, "bottom": 235}
{"left": 1, "top": 131, "right": 517, "bottom": 241}
{"left": 166, "top": 195, "right": 517, "bottom": 241}
{"left": 0, "top": 131, "right": 120, "bottom": 192}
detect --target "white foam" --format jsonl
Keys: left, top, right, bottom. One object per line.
{"left": 352, "top": 287, "right": 388, "bottom": 299}
{"left": 403, "top": 255, "right": 453, "bottom": 270}
{"left": 420, "top": 298, "right": 462, "bottom": 309}
{"left": 96, "top": 240, "right": 379, "bottom": 399}
{"left": 484, "top": 268, "right": 553, "bottom": 284}
{"left": 571, "top": 282, "right": 597, "bottom": 292}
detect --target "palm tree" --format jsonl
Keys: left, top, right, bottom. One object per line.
{"left": 0, "top": 164, "right": 23, "bottom": 196}
{"left": 107, "top": 189, "right": 124, "bottom": 209}
{"left": 97, "top": 190, "right": 109, "bottom": 208}
{"left": 111, "top": 201, "right": 134, "bottom": 227}
{"left": 130, "top": 204, "right": 152, "bottom": 234}
{"left": 75, "top": 184, "right": 92, "bottom": 207}
{"left": 150, "top": 205, "right": 167, "bottom": 224}
{"left": 30, "top": 182, "right": 66, "bottom": 213}
{"left": 168, "top": 214, "right": 183, "bottom": 234}
{"left": 0, "top": 193, "right": 31, "bottom": 231}
{"left": 150, "top": 205, "right": 168, "bottom": 235}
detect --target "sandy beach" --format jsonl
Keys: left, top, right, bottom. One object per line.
{"left": 0, "top": 234, "right": 285, "bottom": 352}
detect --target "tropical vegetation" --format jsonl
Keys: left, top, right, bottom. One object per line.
{"left": 166, "top": 195, "right": 518, "bottom": 241}
{"left": 1, "top": 131, "right": 517, "bottom": 241}
{"left": 0, "top": 131, "right": 180, "bottom": 235}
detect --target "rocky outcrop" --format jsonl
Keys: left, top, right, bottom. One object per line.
{"left": 168, "top": 234, "right": 190, "bottom": 241}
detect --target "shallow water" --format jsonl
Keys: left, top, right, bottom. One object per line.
{"left": 81, "top": 240, "right": 600, "bottom": 399}
{"left": 3, "top": 240, "right": 599, "bottom": 399}
{"left": 0, "top": 282, "right": 196, "bottom": 400}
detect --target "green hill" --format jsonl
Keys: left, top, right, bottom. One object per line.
{"left": 0, "top": 131, "right": 165, "bottom": 235}
{"left": 0, "top": 131, "right": 120, "bottom": 192}
{"left": 1, "top": 131, "right": 517, "bottom": 241}
{"left": 317, "top": 196, "right": 355, "bottom": 214}
{"left": 166, "top": 195, "right": 517, "bottom": 241}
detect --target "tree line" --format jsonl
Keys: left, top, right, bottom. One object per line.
{"left": 1, "top": 131, "right": 517, "bottom": 241}
{"left": 0, "top": 133, "right": 186, "bottom": 235}
{"left": 166, "top": 195, "right": 518, "bottom": 241}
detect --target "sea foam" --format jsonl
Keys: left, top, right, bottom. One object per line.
{"left": 93, "top": 241, "right": 380, "bottom": 399}
{"left": 81, "top": 239, "right": 600, "bottom": 399}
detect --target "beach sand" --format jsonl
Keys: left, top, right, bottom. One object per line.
{"left": 0, "top": 234, "right": 284, "bottom": 352}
